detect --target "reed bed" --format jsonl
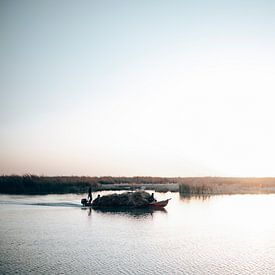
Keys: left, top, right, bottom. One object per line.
{"left": 179, "top": 177, "right": 275, "bottom": 195}
{"left": 0, "top": 175, "right": 98, "bottom": 194}
{"left": 1, "top": 175, "right": 275, "bottom": 195}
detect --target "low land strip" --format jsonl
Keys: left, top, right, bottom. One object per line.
{"left": 1, "top": 175, "right": 275, "bottom": 195}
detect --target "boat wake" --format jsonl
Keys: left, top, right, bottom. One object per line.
{"left": 30, "top": 202, "right": 80, "bottom": 207}
{"left": 0, "top": 200, "right": 80, "bottom": 208}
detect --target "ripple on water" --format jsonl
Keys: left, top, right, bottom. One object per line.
{"left": 1, "top": 194, "right": 275, "bottom": 274}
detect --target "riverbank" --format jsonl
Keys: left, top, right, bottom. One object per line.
{"left": 179, "top": 177, "right": 275, "bottom": 195}
{"left": 0, "top": 175, "right": 178, "bottom": 195}
{"left": 1, "top": 175, "right": 275, "bottom": 195}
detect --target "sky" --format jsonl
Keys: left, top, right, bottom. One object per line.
{"left": 1, "top": 0, "right": 275, "bottom": 177}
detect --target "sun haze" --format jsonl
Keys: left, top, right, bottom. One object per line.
{"left": 1, "top": 0, "right": 275, "bottom": 177}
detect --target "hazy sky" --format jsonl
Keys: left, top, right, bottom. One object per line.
{"left": 1, "top": 0, "right": 275, "bottom": 176}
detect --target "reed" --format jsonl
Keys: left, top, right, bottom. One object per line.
{"left": 0, "top": 175, "right": 178, "bottom": 194}
{"left": 179, "top": 177, "right": 275, "bottom": 195}
{"left": 1, "top": 175, "right": 275, "bottom": 195}
{"left": 179, "top": 184, "right": 211, "bottom": 194}
{"left": 0, "top": 175, "right": 99, "bottom": 194}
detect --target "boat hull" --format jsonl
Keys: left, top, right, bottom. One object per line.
{"left": 81, "top": 196, "right": 171, "bottom": 209}
{"left": 148, "top": 199, "right": 171, "bottom": 208}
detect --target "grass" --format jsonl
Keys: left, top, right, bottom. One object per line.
{"left": 178, "top": 177, "right": 275, "bottom": 195}
{"left": 0, "top": 175, "right": 178, "bottom": 194}
{"left": 0, "top": 175, "right": 98, "bottom": 195}
{"left": 1, "top": 175, "right": 275, "bottom": 195}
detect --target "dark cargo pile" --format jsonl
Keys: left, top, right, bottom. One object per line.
{"left": 92, "top": 191, "right": 151, "bottom": 208}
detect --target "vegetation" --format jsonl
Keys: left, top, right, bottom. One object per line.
{"left": 0, "top": 175, "right": 99, "bottom": 194}
{"left": 0, "top": 175, "right": 177, "bottom": 194}
{"left": 178, "top": 177, "right": 275, "bottom": 195}
{"left": 179, "top": 183, "right": 210, "bottom": 194}
{"left": 1, "top": 175, "right": 275, "bottom": 195}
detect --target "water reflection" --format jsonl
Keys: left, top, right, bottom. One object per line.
{"left": 179, "top": 193, "right": 211, "bottom": 202}
{"left": 82, "top": 206, "right": 167, "bottom": 218}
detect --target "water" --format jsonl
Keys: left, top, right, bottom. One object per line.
{"left": 0, "top": 192, "right": 275, "bottom": 274}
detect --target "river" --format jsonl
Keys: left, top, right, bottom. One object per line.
{"left": 0, "top": 192, "right": 275, "bottom": 274}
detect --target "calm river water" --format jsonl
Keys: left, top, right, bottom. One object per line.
{"left": 0, "top": 192, "right": 275, "bottom": 274}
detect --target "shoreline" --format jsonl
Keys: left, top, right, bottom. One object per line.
{"left": 1, "top": 175, "right": 275, "bottom": 195}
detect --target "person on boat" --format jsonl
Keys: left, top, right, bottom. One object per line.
{"left": 149, "top": 193, "right": 156, "bottom": 202}
{"left": 88, "top": 187, "right": 92, "bottom": 203}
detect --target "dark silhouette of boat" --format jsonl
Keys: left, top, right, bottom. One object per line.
{"left": 81, "top": 193, "right": 171, "bottom": 209}
{"left": 148, "top": 199, "right": 171, "bottom": 208}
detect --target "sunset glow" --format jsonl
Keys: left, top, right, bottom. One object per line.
{"left": 1, "top": 0, "right": 275, "bottom": 176}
